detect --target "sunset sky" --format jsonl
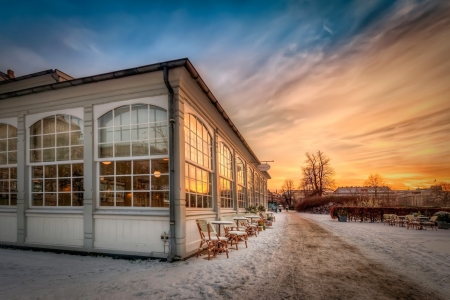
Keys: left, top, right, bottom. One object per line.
{"left": 1, "top": 0, "right": 449, "bottom": 191}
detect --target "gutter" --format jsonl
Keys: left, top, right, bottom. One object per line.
{"left": 163, "top": 66, "right": 176, "bottom": 262}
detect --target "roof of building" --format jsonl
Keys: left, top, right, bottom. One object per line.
{"left": 0, "top": 58, "right": 269, "bottom": 176}
{"left": 0, "top": 69, "right": 73, "bottom": 86}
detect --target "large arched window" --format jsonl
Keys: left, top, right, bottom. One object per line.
{"left": 219, "top": 142, "right": 233, "bottom": 208}
{"left": 184, "top": 114, "right": 212, "bottom": 208}
{"left": 97, "top": 104, "right": 169, "bottom": 208}
{"left": 0, "top": 123, "right": 17, "bottom": 206}
{"left": 247, "top": 166, "right": 254, "bottom": 207}
{"left": 30, "top": 115, "right": 84, "bottom": 206}
{"left": 236, "top": 157, "right": 245, "bottom": 208}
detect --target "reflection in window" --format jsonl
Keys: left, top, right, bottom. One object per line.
{"left": 219, "top": 143, "right": 234, "bottom": 208}
{"left": 0, "top": 123, "right": 17, "bottom": 206}
{"left": 99, "top": 159, "right": 168, "bottom": 207}
{"left": 247, "top": 166, "right": 254, "bottom": 207}
{"left": 184, "top": 162, "right": 212, "bottom": 208}
{"left": 30, "top": 115, "right": 83, "bottom": 163}
{"left": 184, "top": 114, "right": 212, "bottom": 169}
{"left": 98, "top": 104, "right": 168, "bottom": 158}
{"left": 236, "top": 158, "right": 245, "bottom": 208}
{"left": 31, "top": 164, "right": 84, "bottom": 206}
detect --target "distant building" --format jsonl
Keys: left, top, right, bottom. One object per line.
{"left": 333, "top": 186, "right": 392, "bottom": 197}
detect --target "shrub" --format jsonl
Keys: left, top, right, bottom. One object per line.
{"left": 295, "top": 196, "right": 357, "bottom": 212}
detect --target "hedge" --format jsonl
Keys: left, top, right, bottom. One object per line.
{"left": 329, "top": 206, "right": 450, "bottom": 223}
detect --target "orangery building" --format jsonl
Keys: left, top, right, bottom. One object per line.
{"left": 0, "top": 59, "right": 270, "bottom": 260}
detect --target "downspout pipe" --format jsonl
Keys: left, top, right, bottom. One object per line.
{"left": 163, "top": 66, "right": 176, "bottom": 262}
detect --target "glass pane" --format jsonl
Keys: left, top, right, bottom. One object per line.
{"left": 99, "top": 111, "right": 113, "bottom": 128}
{"left": 116, "top": 161, "right": 131, "bottom": 175}
{"left": 72, "top": 188, "right": 84, "bottom": 206}
{"left": 99, "top": 144, "right": 113, "bottom": 158}
{"left": 45, "top": 165, "right": 57, "bottom": 178}
{"left": 0, "top": 124, "right": 7, "bottom": 139}
{"left": 8, "top": 125, "right": 17, "bottom": 138}
{"left": 185, "top": 177, "right": 189, "bottom": 192}
{"left": 0, "top": 181, "right": 9, "bottom": 191}
{"left": 58, "top": 178, "right": 71, "bottom": 192}
{"left": 57, "top": 147, "right": 70, "bottom": 161}
{"left": 152, "top": 191, "right": 169, "bottom": 207}
{"left": 8, "top": 151, "right": 16, "bottom": 165}
{"left": 59, "top": 193, "right": 71, "bottom": 206}
{"left": 152, "top": 159, "right": 169, "bottom": 174}
{"left": 0, "top": 140, "right": 6, "bottom": 151}
{"left": 100, "top": 192, "right": 114, "bottom": 206}
{"left": 134, "top": 176, "right": 150, "bottom": 190}
{"left": 30, "top": 136, "right": 41, "bottom": 149}
{"left": 56, "top": 115, "right": 70, "bottom": 132}
{"left": 10, "top": 180, "right": 17, "bottom": 192}
{"left": 114, "top": 106, "right": 130, "bottom": 126}
{"left": 71, "top": 131, "right": 84, "bottom": 145}
{"left": 155, "top": 125, "right": 168, "bottom": 139}
{"left": 45, "top": 179, "right": 57, "bottom": 192}
{"left": 100, "top": 177, "right": 114, "bottom": 191}
{"left": 58, "top": 164, "right": 71, "bottom": 178}
{"left": 30, "top": 120, "right": 42, "bottom": 136}
{"left": 100, "top": 161, "right": 114, "bottom": 175}
{"left": 150, "top": 139, "right": 168, "bottom": 155}
{"left": 115, "top": 142, "right": 130, "bottom": 157}
{"left": 32, "top": 166, "right": 43, "bottom": 179}
{"left": 133, "top": 160, "right": 150, "bottom": 174}
{"left": 32, "top": 193, "right": 43, "bottom": 206}
{"left": 44, "top": 193, "right": 57, "bottom": 206}
{"left": 11, "top": 168, "right": 17, "bottom": 179}
{"left": 43, "top": 134, "right": 55, "bottom": 148}
{"left": 1, "top": 194, "right": 10, "bottom": 205}
{"left": 189, "top": 193, "right": 196, "bottom": 207}
{"left": 56, "top": 133, "right": 69, "bottom": 147}
{"left": 131, "top": 125, "right": 149, "bottom": 140}
{"left": 10, "top": 194, "right": 17, "bottom": 205}
{"left": 43, "top": 149, "right": 55, "bottom": 162}
{"left": 116, "top": 176, "right": 132, "bottom": 190}
{"left": 115, "top": 126, "right": 130, "bottom": 142}
{"left": 152, "top": 174, "right": 169, "bottom": 190}
{"left": 0, "top": 168, "right": 8, "bottom": 179}
{"left": 43, "top": 116, "right": 56, "bottom": 134}
{"left": 71, "top": 146, "right": 83, "bottom": 160}
{"left": 133, "top": 192, "right": 150, "bottom": 207}
{"left": 0, "top": 153, "right": 6, "bottom": 164}
{"left": 98, "top": 128, "right": 113, "bottom": 143}
{"left": 131, "top": 104, "right": 148, "bottom": 124}
{"left": 72, "top": 164, "right": 83, "bottom": 176}
{"left": 30, "top": 150, "right": 42, "bottom": 163}
{"left": 70, "top": 117, "right": 83, "bottom": 131}
{"left": 132, "top": 141, "right": 149, "bottom": 156}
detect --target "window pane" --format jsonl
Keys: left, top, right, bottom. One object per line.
{"left": 43, "top": 134, "right": 55, "bottom": 148}
{"left": 30, "top": 136, "right": 41, "bottom": 149}
{"left": 45, "top": 179, "right": 57, "bottom": 192}
{"left": 134, "top": 176, "right": 150, "bottom": 190}
{"left": 72, "top": 164, "right": 83, "bottom": 176}
{"left": 72, "top": 188, "right": 84, "bottom": 206}
{"left": 33, "top": 193, "right": 43, "bottom": 206}
{"left": 152, "top": 174, "right": 169, "bottom": 190}
{"left": 44, "top": 193, "right": 57, "bottom": 206}
{"left": 56, "top": 133, "right": 69, "bottom": 147}
{"left": 59, "top": 193, "right": 71, "bottom": 206}
{"left": 70, "top": 117, "right": 83, "bottom": 131}
{"left": 132, "top": 141, "right": 149, "bottom": 156}
{"left": 71, "top": 146, "right": 83, "bottom": 160}
{"left": 115, "top": 126, "right": 130, "bottom": 142}
{"left": 99, "top": 111, "right": 113, "bottom": 128}
{"left": 100, "top": 177, "right": 114, "bottom": 191}
{"left": 71, "top": 131, "right": 84, "bottom": 145}
{"left": 30, "top": 120, "right": 42, "bottom": 136}
{"left": 114, "top": 106, "right": 130, "bottom": 126}
{"left": 115, "top": 142, "right": 130, "bottom": 157}
{"left": 131, "top": 125, "right": 148, "bottom": 140}
{"left": 133, "top": 192, "right": 150, "bottom": 207}
{"left": 0, "top": 195, "right": 8, "bottom": 206}
{"left": 155, "top": 125, "right": 168, "bottom": 139}
{"left": 99, "top": 144, "right": 113, "bottom": 158}
{"left": 133, "top": 160, "right": 150, "bottom": 174}
{"left": 116, "top": 161, "right": 131, "bottom": 175}
{"left": 10, "top": 194, "right": 17, "bottom": 205}
{"left": 131, "top": 104, "right": 148, "bottom": 124}
{"left": 155, "top": 108, "right": 167, "bottom": 122}
{"left": 100, "top": 192, "right": 114, "bottom": 206}
{"left": 0, "top": 168, "right": 8, "bottom": 179}
{"left": 43, "top": 149, "right": 55, "bottom": 162}
{"left": 0, "top": 153, "right": 6, "bottom": 164}
{"left": 8, "top": 152, "right": 17, "bottom": 164}
{"left": 116, "top": 176, "right": 132, "bottom": 190}
{"left": 58, "top": 164, "right": 71, "bottom": 177}
{"left": 30, "top": 150, "right": 41, "bottom": 163}
{"left": 8, "top": 139, "right": 16, "bottom": 151}
{"left": 150, "top": 139, "right": 168, "bottom": 155}
{"left": 43, "top": 116, "right": 56, "bottom": 134}
{"left": 0, "top": 125, "right": 7, "bottom": 139}
{"left": 100, "top": 161, "right": 114, "bottom": 175}
{"left": 152, "top": 191, "right": 169, "bottom": 207}
{"left": 0, "top": 140, "right": 6, "bottom": 151}
{"left": 151, "top": 159, "right": 169, "bottom": 174}
{"left": 56, "top": 115, "right": 70, "bottom": 132}
{"left": 117, "top": 192, "right": 132, "bottom": 207}
{"left": 58, "top": 178, "right": 71, "bottom": 192}
{"left": 57, "top": 147, "right": 70, "bottom": 161}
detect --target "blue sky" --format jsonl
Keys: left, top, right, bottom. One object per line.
{"left": 1, "top": 0, "right": 449, "bottom": 190}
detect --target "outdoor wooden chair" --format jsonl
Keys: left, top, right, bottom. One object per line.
{"left": 237, "top": 218, "right": 258, "bottom": 237}
{"left": 222, "top": 220, "right": 248, "bottom": 250}
{"left": 208, "top": 222, "right": 229, "bottom": 258}
{"left": 195, "top": 220, "right": 221, "bottom": 260}
{"left": 421, "top": 216, "right": 438, "bottom": 230}
{"left": 406, "top": 215, "right": 419, "bottom": 230}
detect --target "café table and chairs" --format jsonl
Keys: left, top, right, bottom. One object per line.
{"left": 209, "top": 220, "right": 234, "bottom": 236}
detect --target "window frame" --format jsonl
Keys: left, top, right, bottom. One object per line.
{"left": 0, "top": 121, "right": 18, "bottom": 206}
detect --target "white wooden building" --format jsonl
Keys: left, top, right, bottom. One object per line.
{"left": 0, "top": 59, "right": 270, "bottom": 260}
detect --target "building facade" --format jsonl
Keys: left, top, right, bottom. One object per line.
{"left": 0, "top": 59, "right": 270, "bottom": 259}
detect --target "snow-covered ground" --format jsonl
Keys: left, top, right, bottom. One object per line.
{"left": 301, "top": 213, "right": 450, "bottom": 296}
{"left": 0, "top": 212, "right": 448, "bottom": 299}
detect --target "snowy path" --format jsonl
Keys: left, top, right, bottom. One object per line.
{"left": 0, "top": 212, "right": 448, "bottom": 299}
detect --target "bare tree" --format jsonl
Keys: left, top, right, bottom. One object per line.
{"left": 281, "top": 179, "right": 295, "bottom": 207}
{"left": 300, "top": 150, "right": 335, "bottom": 197}
{"left": 364, "top": 173, "right": 386, "bottom": 199}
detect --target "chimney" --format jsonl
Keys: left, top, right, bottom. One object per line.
{"left": 7, "top": 69, "right": 15, "bottom": 78}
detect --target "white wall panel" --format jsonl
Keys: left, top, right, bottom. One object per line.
{"left": 185, "top": 219, "right": 201, "bottom": 253}
{"left": 26, "top": 214, "right": 83, "bottom": 247}
{"left": 0, "top": 213, "right": 17, "bottom": 242}
{"left": 94, "top": 216, "right": 169, "bottom": 253}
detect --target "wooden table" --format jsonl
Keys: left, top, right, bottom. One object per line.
{"left": 210, "top": 220, "right": 234, "bottom": 236}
